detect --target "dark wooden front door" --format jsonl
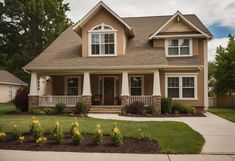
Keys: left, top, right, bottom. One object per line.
{"left": 103, "top": 77, "right": 114, "bottom": 105}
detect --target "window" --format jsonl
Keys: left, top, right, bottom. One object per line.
{"left": 65, "top": 77, "right": 81, "bottom": 95}
{"left": 166, "top": 39, "right": 192, "bottom": 56}
{"left": 8, "top": 86, "right": 13, "bottom": 101}
{"left": 89, "top": 24, "right": 116, "bottom": 56}
{"left": 130, "top": 76, "right": 143, "bottom": 96}
{"left": 166, "top": 74, "right": 197, "bottom": 99}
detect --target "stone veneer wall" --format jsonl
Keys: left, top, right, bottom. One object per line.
{"left": 121, "top": 96, "right": 129, "bottom": 107}
{"left": 28, "top": 96, "right": 39, "bottom": 111}
{"left": 152, "top": 96, "right": 161, "bottom": 115}
{"left": 82, "top": 96, "right": 92, "bottom": 107}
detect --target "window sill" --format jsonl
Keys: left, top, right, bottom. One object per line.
{"left": 88, "top": 54, "right": 117, "bottom": 57}
{"left": 166, "top": 55, "right": 192, "bottom": 57}
{"left": 172, "top": 97, "right": 198, "bottom": 101}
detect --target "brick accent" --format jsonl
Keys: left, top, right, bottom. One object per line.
{"left": 121, "top": 96, "right": 129, "bottom": 108}
{"left": 82, "top": 96, "right": 92, "bottom": 107}
{"left": 28, "top": 96, "right": 39, "bottom": 111}
{"left": 152, "top": 96, "right": 161, "bottom": 115}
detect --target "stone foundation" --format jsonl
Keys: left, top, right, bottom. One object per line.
{"left": 152, "top": 96, "right": 161, "bottom": 115}
{"left": 121, "top": 96, "right": 130, "bottom": 108}
{"left": 28, "top": 96, "right": 39, "bottom": 112}
{"left": 82, "top": 96, "right": 92, "bottom": 107}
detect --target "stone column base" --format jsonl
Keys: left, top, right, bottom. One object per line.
{"left": 152, "top": 96, "right": 161, "bottom": 115}
{"left": 82, "top": 96, "right": 92, "bottom": 108}
{"left": 28, "top": 96, "right": 39, "bottom": 112}
{"left": 121, "top": 96, "right": 130, "bottom": 108}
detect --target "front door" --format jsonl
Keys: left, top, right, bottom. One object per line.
{"left": 103, "top": 77, "right": 115, "bottom": 105}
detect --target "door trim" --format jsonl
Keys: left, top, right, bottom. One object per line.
{"left": 100, "top": 76, "right": 118, "bottom": 105}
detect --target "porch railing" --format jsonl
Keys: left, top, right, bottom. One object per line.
{"left": 129, "top": 95, "right": 152, "bottom": 106}
{"left": 39, "top": 95, "right": 82, "bottom": 107}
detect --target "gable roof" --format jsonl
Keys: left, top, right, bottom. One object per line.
{"left": 149, "top": 11, "right": 213, "bottom": 39}
{"left": 73, "top": 1, "right": 134, "bottom": 37}
{"left": 24, "top": 14, "right": 209, "bottom": 71}
{"left": 0, "top": 70, "right": 27, "bottom": 85}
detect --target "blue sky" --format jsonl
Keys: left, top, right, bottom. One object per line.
{"left": 64, "top": 0, "right": 235, "bottom": 61}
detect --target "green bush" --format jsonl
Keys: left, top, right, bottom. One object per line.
{"left": 55, "top": 103, "right": 66, "bottom": 113}
{"left": 12, "top": 124, "right": 21, "bottom": 140}
{"left": 52, "top": 121, "right": 64, "bottom": 144}
{"left": 93, "top": 124, "right": 103, "bottom": 145}
{"left": 124, "top": 101, "right": 145, "bottom": 114}
{"left": 161, "top": 97, "right": 173, "bottom": 114}
{"left": 72, "top": 128, "right": 82, "bottom": 145}
{"left": 145, "top": 105, "right": 156, "bottom": 114}
{"left": 172, "top": 102, "right": 196, "bottom": 114}
{"left": 111, "top": 122, "right": 123, "bottom": 146}
{"left": 42, "top": 108, "right": 54, "bottom": 114}
{"left": 70, "top": 119, "right": 80, "bottom": 136}
{"left": 14, "top": 87, "right": 29, "bottom": 112}
{"left": 32, "top": 109, "right": 45, "bottom": 115}
{"left": 75, "top": 101, "right": 89, "bottom": 114}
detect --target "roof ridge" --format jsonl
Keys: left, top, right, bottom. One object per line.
{"left": 122, "top": 14, "right": 196, "bottom": 19}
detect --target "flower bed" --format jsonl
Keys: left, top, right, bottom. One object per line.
{"left": 0, "top": 133, "right": 159, "bottom": 153}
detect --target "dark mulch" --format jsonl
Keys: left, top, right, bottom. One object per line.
{"left": 6, "top": 111, "right": 83, "bottom": 117}
{"left": 0, "top": 133, "right": 159, "bottom": 154}
{"left": 120, "top": 113, "right": 206, "bottom": 117}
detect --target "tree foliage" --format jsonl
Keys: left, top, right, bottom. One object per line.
{"left": 214, "top": 34, "right": 235, "bottom": 95}
{"left": 0, "top": 0, "right": 71, "bottom": 82}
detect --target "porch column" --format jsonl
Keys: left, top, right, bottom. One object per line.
{"left": 29, "top": 72, "right": 39, "bottom": 111}
{"left": 152, "top": 70, "right": 161, "bottom": 114}
{"left": 82, "top": 72, "right": 92, "bottom": 106}
{"left": 121, "top": 71, "right": 130, "bottom": 107}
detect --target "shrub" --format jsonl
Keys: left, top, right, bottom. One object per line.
{"left": 12, "top": 124, "right": 21, "bottom": 140}
{"left": 161, "top": 97, "right": 173, "bottom": 114}
{"left": 36, "top": 136, "right": 47, "bottom": 146}
{"left": 75, "top": 101, "right": 89, "bottom": 114}
{"left": 183, "top": 106, "right": 196, "bottom": 114}
{"left": 29, "top": 117, "right": 43, "bottom": 139}
{"left": 70, "top": 118, "right": 80, "bottom": 136}
{"left": 72, "top": 128, "right": 82, "bottom": 145}
{"left": 42, "top": 108, "right": 54, "bottom": 114}
{"left": 32, "top": 109, "right": 45, "bottom": 115}
{"left": 0, "top": 131, "right": 6, "bottom": 141}
{"left": 14, "top": 86, "right": 29, "bottom": 112}
{"left": 93, "top": 124, "right": 103, "bottom": 145}
{"left": 55, "top": 103, "right": 66, "bottom": 113}
{"left": 145, "top": 105, "right": 156, "bottom": 114}
{"left": 124, "top": 101, "right": 145, "bottom": 114}
{"left": 111, "top": 122, "right": 123, "bottom": 146}
{"left": 52, "top": 121, "right": 64, "bottom": 144}
{"left": 18, "top": 136, "right": 25, "bottom": 144}
{"left": 172, "top": 102, "right": 196, "bottom": 114}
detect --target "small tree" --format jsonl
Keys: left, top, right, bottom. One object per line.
{"left": 214, "top": 34, "right": 235, "bottom": 95}
{"left": 14, "top": 86, "right": 29, "bottom": 112}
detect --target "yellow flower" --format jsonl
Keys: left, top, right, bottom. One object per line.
{"left": 13, "top": 124, "right": 17, "bottom": 128}
{"left": 0, "top": 132, "right": 6, "bottom": 137}
{"left": 96, "top": 124, "right": 101, "bottom": 129}
{"left": 137, "top": 128, "right": 141, "bottom": 132}
{"left": 56, "top": 121, "right": 60, "bottom": 127}
{"left": 18, "top": 136, "right": 25, "bottom": 143}
{"left": 113, "top": 127, "right": 120, "bottom": 134}
{"left": 32, "top": 116, "right": 36, "bottom": 120}
{"left": 36, "top": 136, "right": 47, "bottom": 144}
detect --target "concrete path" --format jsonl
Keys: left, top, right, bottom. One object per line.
{"left": 0, "top": 150, "right": 235, "bottom": 161}
{"left": 88, "top": 112, "right": 235, "bottom": 154}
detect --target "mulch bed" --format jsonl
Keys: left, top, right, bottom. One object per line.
{"left": 0, "top": 133, "right": 159, "bottom": 154}
{"left": 120, "top": 113, "right": 206, "bottom": 117}
{"left": 6, "top": 111, "right": 82, "bottom": 117}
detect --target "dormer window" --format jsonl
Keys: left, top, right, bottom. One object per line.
{"left": 88, "top": 24, "right": 117, "bottom": 56}
{"left": 165, "top": 38, "right": 192, "bottom": 57}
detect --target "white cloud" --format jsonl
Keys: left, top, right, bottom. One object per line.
{"left": 208, "top": 38, "right": 228, "bottom": 61}
{"left": 65, "top": 0, "right": 235, "bottom": 27}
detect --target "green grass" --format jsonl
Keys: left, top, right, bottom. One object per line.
{"left": 0, "top": 103, "right": 17, "bottom": 114}
{"left": 0, "top": 104, "right": 205, "bottom": 154}
{"left": 209, "top": 107, "right": 235, "bottom": 123}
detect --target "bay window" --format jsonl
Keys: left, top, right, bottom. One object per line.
{"left": 166, "top": 74, "right": 197, "bottom": 99}
{"left": 166, "top": 39, "right": 192, "bottom": 56}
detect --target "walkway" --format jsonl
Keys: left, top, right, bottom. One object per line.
{"left": 88, "top": 112, "right": 235, "bottom": 154}
{"left": 0, "top": 150, "right": 235, "bottom": 161}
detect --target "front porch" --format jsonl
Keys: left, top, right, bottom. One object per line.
{"left": 28, "top": 71, "right": 161, "bottom": 114}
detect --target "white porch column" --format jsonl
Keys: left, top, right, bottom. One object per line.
{"left": 121, "top": 71, "right": 130, "bottom": 96}
{"left": 153, "top": 70, "right": 161, "bottom": 96}
{"left": 29, "top": 72, "right": 38, "bottom": 96}
{"left": 82, "top": 72, "right": 91, "bottom": 96}
{"left": 203, "top": 40, "right": 209, "bottom": 110}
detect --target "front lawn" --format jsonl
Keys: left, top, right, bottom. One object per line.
{"left": 0, "top": 104, "right": 205, "bottom": 154}
{"left": 0, "top": 103, "right": 17, "bottom": 115}
{"left": 208, "top": 107, "right": 235, "bottom": 123}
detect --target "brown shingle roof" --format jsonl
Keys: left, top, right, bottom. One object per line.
{"left": 0, "top": 70, "right": 27, "bottom": 85}
{"left": 24, "top": 14, "right": 211, "bottom": 70}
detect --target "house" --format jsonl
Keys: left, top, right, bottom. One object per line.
{"left": 0, "top": 70, "right": 27, "bottom": 103}
{"left": 24, "top": 1, "right": 213, "bottom": 114}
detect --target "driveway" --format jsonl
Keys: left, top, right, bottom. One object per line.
{"left": 88, "top": 112, "right": 235, "bottom": 154}
{"left": 0, "top": 150, "right": 235, "bottom": 161}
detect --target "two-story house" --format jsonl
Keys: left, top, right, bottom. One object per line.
{"left": 24, "top": 1, "right": 213, "bottom": 114}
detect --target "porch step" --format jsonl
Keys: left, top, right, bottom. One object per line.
{"left": 89, "top": 105, "right": 122, "bottom": 114}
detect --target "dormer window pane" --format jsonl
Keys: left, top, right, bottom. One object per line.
{"left": 94, "top": 25, "right": 102, "bottom": 30}
{"left": 167, "top": 39, "right": 191, "bottom": 56}
{"left": 104, "top": 26, "right": 112, "bottom": 30}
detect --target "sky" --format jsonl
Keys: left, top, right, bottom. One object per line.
{"left": 64, "top": 0, "right": 235, "bottom": 61}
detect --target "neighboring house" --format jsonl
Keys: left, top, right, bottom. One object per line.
{"left": 24, "top": 1, "right": 213, "bottom": 113}
{"left": 0, "top": 70, "right": 27, "bottom": 103}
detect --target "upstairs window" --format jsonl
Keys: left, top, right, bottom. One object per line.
{"left": 89, "top": 24, "right": 117, "bottom": 56}
{"left": 165, "top": 39, "right": 192, "bottom": 57}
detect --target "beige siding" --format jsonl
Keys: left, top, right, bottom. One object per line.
{"left": 153, "top": 39, "right": 164, "bottom": 48}
{"left": 82, "top": 8, "right": 127, "bottom": 57}
{"left": 162, "top": 19, "right": 194, "bottom": 32}
{"left": 0, "top": 84, "right": 20, "bottom": 103}
{"left": 160, "top": 70, "right": 204, "bottom": 107}
{"left": 144, "top": 74, "right": 153, "bottom": 95}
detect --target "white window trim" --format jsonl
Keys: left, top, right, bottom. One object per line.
{"left": 129, "top": 75, "right": 144, "bottom": 96}
{"left": 165, "top": 73, "right": 198, "bottom": 100}
{"left": 64, "top": 76, "right": 82, "bottom": 95}
{"left": 88, "top": 23, "right": 117, "bottom": 57}
{"left": 165, "top": 38, "right": 193, "bottom": 57}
